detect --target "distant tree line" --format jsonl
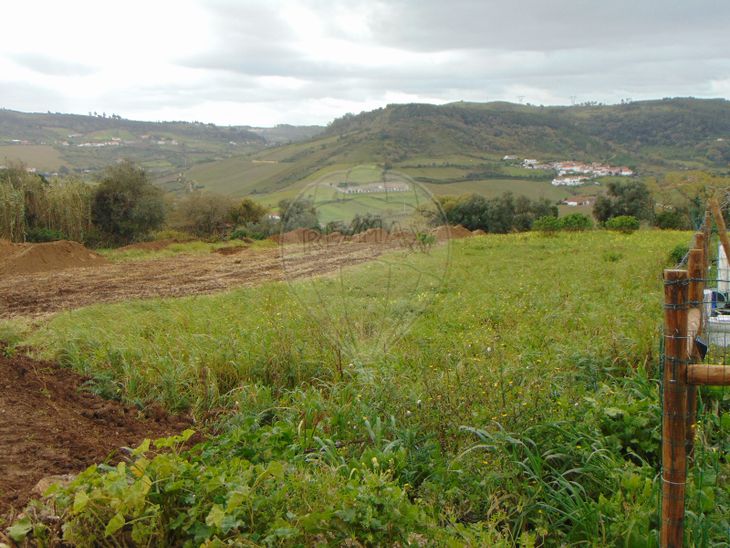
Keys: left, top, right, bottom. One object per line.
{"left": 438, "top": 193, "right": 558, "bottom": 233}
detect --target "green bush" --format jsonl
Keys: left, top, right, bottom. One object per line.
{"left": 605, "top": 215, "right": 640, "bottom": 234}
{"left": 533, "top": 215, "right": 561, "bottom": 234}
{"left": 654, "top": 209, "right": 691, "bottom": 230}
{"left": 91, "top": 161, "right": 165, "bottom": 244}
{"left": 668, "top": 244, "right": 689, "bottom": 265}
{"left": 25, "top": 227, "right": 65, "bottom": 243}
{"left": 559, "top": 213, "right": 593, "bottom": 231}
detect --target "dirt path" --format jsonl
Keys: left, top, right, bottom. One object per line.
{"left": 0, "top": 242, "right": 388, "bottom": 319}
{"left": 0, "top": 351, "right": 191, "bottom": 520}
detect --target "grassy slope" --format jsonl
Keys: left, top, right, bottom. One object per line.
{"left": 185, "top": 98, "right": 730, "bottom": 205}
{"left": 12, "top": 230, "right": 729, "bottom": 545}
{"left": 0, "top": 145, "right": 69, "bottom": 171}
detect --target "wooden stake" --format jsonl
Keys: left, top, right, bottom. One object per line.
{"left": 661, "top": 269, "right": 689, "bottom": 548}
{"left": 687, "top": 364, "right": 730, "bottom": 385}
{"left": 710, "top": 197, "right": 730, "bottom": 267}
{"left": 703, "top": 208, "right": 711, "bottom": 273}
{"left": 685, "top": 246, "right": 704, "bottom": 458}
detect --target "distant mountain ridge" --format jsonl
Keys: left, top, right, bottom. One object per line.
{"left": 323, "top": 98, "right": 730, "bottom": 166}
{"left": 180, "top": 98, "right": 730, "bottom": 204}
{"left": 0, "top": 109, "right": 324, "bottom": 186}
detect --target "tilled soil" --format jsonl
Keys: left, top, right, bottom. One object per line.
{"left": 0, "top": 351, "right": 191, "bottom": 520}
{"left": 0, "top": 242, "right": 388, "bottom": 319}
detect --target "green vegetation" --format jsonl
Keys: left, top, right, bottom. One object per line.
{"left": 440, "top": 192, "right": 557, "bottom": 232}
{"left": 605, "top": 216, "right": 641, "bottom": 234}
{"left": 92, "top": 161, "right": 165, "bottom": 244}
{"left": 533, "top": 213, "right": 593, "bottom": 234}
{"left": 0, "top": 164, "right": 93, "bottom": 242}
{"left": 13, "top": 231, "right": 729, "bottom": 545}
{"left": 593, "top": 180, "right": 653, "bottom": 224}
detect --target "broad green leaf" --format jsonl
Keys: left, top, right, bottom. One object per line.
{"left": 104, "top": 512, "right": 126, "bottom": 537}
{"left": 206, "top": 504, "right": 226, "bottom": 529}
{"left": 72, "top": 490, "right": 90, "bottom": 513}
{"left": 8, "top": 516, "right": 32, "bottom": 542}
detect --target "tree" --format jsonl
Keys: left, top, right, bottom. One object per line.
{"left": 92, "top": 161, "right": 165, "bottom": 244}
{"left": 230, "top": 198, "right": 267, "bottom": 225}
{"left": 593, "top": 180, "right": 653, "bottom": 223}
{"left": 279, "top": 198, "right": 318, "bottom": 231}
{"left": 176, "top": 192, "right": 233, "bottom": 237}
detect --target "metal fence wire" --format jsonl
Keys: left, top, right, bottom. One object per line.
{"left": 660, "top": 204, "right": 730, "bottom": 547}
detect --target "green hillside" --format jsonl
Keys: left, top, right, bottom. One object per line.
{"left": 0, "top": 109, "right": 323, "bottom": 187}
{"left": 184, "top": 98, "right": 730, "bottom": 205}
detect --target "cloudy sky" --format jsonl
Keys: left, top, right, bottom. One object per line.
{"left": 1, "top": 0, "right": 729, "bottom": 126}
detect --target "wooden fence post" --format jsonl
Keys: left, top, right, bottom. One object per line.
{"left": 685, "top": 245, "right": 704, "bottom": 459}
{"left": 662, "top": 269, "right": 689, "bottom": 548}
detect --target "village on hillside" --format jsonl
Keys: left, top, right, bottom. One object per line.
{"left": 503, "top": 156, "right": 634, "bottom": 186}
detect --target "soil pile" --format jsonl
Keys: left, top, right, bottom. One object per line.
{"left": 352, "top": 227, "right": 388, "bottom": 243}
{"left": 472, "top": 229, "right": 487, "bottom": 236}
{"left": 272, "top": 228, "right": 321, "bottom": 245}
{"left": 0, "top": 351, "right": 191, "bottom": 517}
{"left": 0, "top": 240, "right": 108, "bottom": 276}
{"left": 325, "top": 232, "right": 346, "bottom": 244}
{"left": 431, "top": 225, "right": 473, "bottom": 241}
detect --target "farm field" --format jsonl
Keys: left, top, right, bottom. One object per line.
{"left": 0, "top": 145, "right": 68, "bottom": 171}
{"left": 2, "top": 230, "right": 729, "bottom": 546}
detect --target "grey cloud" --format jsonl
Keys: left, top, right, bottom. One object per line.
{"left": 10, "top": 53, "right": 97, "bottom": 76}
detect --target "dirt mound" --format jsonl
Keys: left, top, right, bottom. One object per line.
{"left": 325, "top": 231, "right": 346, "bottom": 244}
{"left": 0, "top": 352, "right": 191, "bottom": 518}
{"left": 352, "top": 227, "right": 388, "bottom": 243}
{"left": 272, "top": 228, "right": 321, "bottom": 245}
{"left": 0, "top": 240, "right": 107, "bottom": 276}
{"left": 472, "top": 229, "right": 487, "bottom": 236}
{"left": 431, "top": 225, "right": 473, "bottom": 241}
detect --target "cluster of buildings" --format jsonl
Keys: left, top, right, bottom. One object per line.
{"left": 560, "top": 196, "right": 595, "bottom": 207}
{"left": 503, "top": 157, "right": 634, "bottom": 187}
{"left": 333, "top": 182, "right": 410, "bottom": 194}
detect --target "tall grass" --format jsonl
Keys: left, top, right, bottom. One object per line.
{"left": 0, "top": 166, "right": 93, "bottom": 242}
{"left": 21, "top": 230, "right": 729, "bottom": 545}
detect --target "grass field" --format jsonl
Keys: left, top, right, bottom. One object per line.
{"left": 0, "top": 145, "right": 68, "bottom": 171}
{"left": 8, "top": 230, "right": 729, "bottom": 545}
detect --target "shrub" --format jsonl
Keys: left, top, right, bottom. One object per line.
{"left": 175, "top": 192, "right": 233, "bottom": 238}
{"left": 668, "top": 244, "right": 689, "bottom": 265}
{"left": 91, "top": 161, "right": 165, "bottom": 244}
{"left": 229, "top": 198, "right": 267, "bottom": 225}
{"left": 533, "top": 215, "right": 561, "bottom": 234}
{"left": 559, "top": 213, "right": 593, "bottom": 231}
{"left": 605, "top": 215, "right": 640, "bottom": 234}
{"left": 655, "top": 209, "right": 691, "bottom": 230}
{"left": 25, "top": 227, "right": 65, "bottom": 242}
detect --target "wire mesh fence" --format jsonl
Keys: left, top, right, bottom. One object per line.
{"left": 661, "top": 203, "right": 730, "bottom": 547}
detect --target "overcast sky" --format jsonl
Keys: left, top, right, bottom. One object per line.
{"left": 1, "top": 0, "right": 729, "bottom": 126}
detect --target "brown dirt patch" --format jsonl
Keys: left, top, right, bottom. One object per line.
{"left": 352, "top": 227, "right": 388, "bottom": 243}
{"left": 271, "top": 228, "right": 321, "bottom": 245}
{"left": 431, "top": 225, "right": 473, "bottom": 241}
{"left": 472, "top": 229, "right": 487, "bottom": 236}
{"left": 0, "top": 242, "right": 394, "bottom": 319}
{"left": 0, "top": 351, "right": 191, "bottom": 520}
{"left": 0, "top": 240, "right": 107, "bottom": 276}
{"left": 212, "top": 245, "right": 248, "bottom": 256}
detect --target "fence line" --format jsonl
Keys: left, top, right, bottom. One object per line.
{"left": 661, "top": 199, "right": 730, "bottom": 547}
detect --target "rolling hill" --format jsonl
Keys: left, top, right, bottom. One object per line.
{"left": 183, "top": 98, "right": 730, "bottom": 207}
{"left": 0, "top": 109, "right": 324, "bottom": 189}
